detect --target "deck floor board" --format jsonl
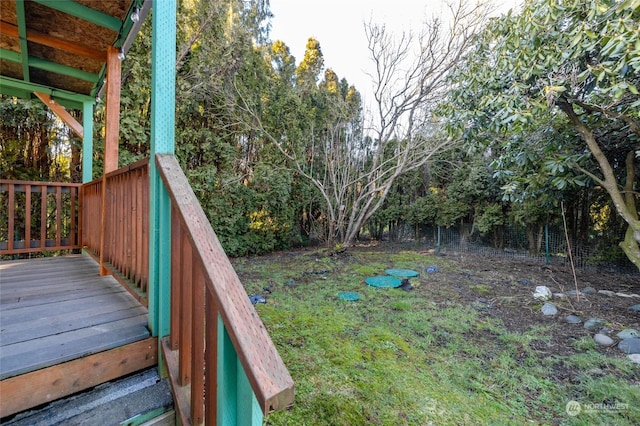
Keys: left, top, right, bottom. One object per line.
{"left": 0, "top": 282, "right": 126, "bottom": 309}
{"left": 0, "top": 255, "right": 150, "bottom": 380}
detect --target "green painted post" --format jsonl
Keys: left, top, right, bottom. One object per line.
{"left": 545, "top": 223, "right": 550, "bottom": 265}
{"left": 148, "top": 0, "right": 176, "bottom": 339}
{"left": 82, "top": 101, "right": 93, "bottom": 183}
{"left": 81, "top": 101, "right": 93, "bottom": 258}
{"left": 237, "top": 357, "right": 263, "bottom": 425}
{"left": 217, "top": 317, "right": 263, "bottom": 426}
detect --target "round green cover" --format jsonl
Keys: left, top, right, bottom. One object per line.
{"left": 385, "top": 269, "right": 419, "bottom": 278}
{"left": 365, "top": 276, "right": 403, "bottom": 288}
{"left": 338, "top": 291, "right": 360, "bottom": 301}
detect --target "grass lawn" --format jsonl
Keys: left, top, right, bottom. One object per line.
{"left": 232, "top": 245, "right": 640, "bottom": 425}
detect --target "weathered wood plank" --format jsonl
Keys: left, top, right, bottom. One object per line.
{"left": 2, "top": 305, "right": 148, "bottom": 345}
{"left": 1, "top": 290, "right": 141, "bottom": 325}
{"left": 0, "top": 337, "right": 158, "bottom": 418}
{"left": 0, "top": 280, "right": 123, "bottom": 306}
{"left": 1, "top": 316, "right": 149, "bottom": 379}
{"left": 1, "top": 274, "right": 110, "bottom": 293}
{"left": 0, "top": 255, "right": 151, "bottom": 382}
{"left": 0, "top": 269, "right": 97, "bottom": 286}
{"left": 162, "top": 337, "right": 192, "bottom": 426}
{"left": 0, "top": 255, "right": 96, "bottom": 277}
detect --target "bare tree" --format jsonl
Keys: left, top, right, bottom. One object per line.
{"left": 237, "top": 1, "right": 492, "bottom": 249}
{"left": 336, "top": 1, "right": 493, "bottom": 245}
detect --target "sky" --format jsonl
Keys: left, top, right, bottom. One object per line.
{"left": 268, "top": 0, "right": 522, "bottom": 106}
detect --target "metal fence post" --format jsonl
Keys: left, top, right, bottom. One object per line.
{"left": 545, "top": 223, "right": 550, "bottom": 265}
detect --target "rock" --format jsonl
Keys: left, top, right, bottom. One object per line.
{"left": 582, "top": 287, "right": 596, "bottom": 294}
{"left": 617, "top": 293, "right": 634, "bottom": 298}
{"left": 553, "top": 293, "right": 566, "bottom": 299}
{"left": 583, "top": 318, "right": 605, "bottom": 330}
{"left": 598, "top": 327, "right": 612, "bottom": 335}
{"left": 598, "top": 290, "right": 616, "bottom": 297}
{"left": 398, "top": 279, "right": 414, "bottom": 291}
{"left": 541, "top": 302, "right": 558, "bottom": 316}
{"left": 628, "top": 354, "right": 640, "bottom": 365}
{"left": 628, "top": 304, "right": 640, "bottom": 312}
{"left": 566, "top": 290, "right": 582, "bottom": 296}
{"left": 533, "top": 286, "right": 552, "bottom": 301}
{"left": 617, "top": 329, "right": 639, "bottom": 340}
{"left": 618, "top": 338, "right": 640, "bottom": 354}
{"left": 248, "top": 294, "right": 267, "bottom": 305}
{"left": 565, "top": 315, "right": 581, "bottom": 324}
{"left": 594, "top": 334, "right": 615, "bottom": 347}
{"left": 631, "top": 294, "right": 640, "bottom": 298}
{"left": 587, "top": 367, "right": 604, "bottom": 376}
{"left": 520, "top": 279, "right": 531, "bottom": 286}
{"left": 425, "top": 266, "right": 439, "bottom": 274}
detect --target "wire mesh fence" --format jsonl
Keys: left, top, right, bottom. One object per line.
{"left": 395, "top": 223, "right": 636, "bottom": 272}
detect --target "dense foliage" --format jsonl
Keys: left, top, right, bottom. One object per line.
{"left": 1, "top": 0, "right": 637, "bottom": 268}
{"left": 440, "top": 0, "right": 639, "bottom": 268}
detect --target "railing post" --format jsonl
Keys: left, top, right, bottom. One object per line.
{"left": 7, "top": 184, "right": 15, "bottom": 252}
{"left": 82, "top": 101, "right": 93, "bottom": 183}
{"left": 156, "top": 155, "right": 295, "bottom": 423}
{"left": 148, "top": 0, "right": 176, "bottom": 344}
{"left": 80, "top": 101, "right": 93, "bottom": 256}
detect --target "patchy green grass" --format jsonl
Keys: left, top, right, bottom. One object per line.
{"left": 233, "top": 248, "right": 640, "bottom": 425}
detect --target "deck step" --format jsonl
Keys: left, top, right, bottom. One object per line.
{"left": 3, "top": 368, "right": 174, "bottom": 426}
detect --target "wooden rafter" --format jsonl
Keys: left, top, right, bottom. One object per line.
{"left": 31, "top": 0, "right": 122, "bottom": 32}
{"left": 0, "top": 48, "right": 99, "bottom": 82}
{"left": 15, "top": 0, "right": 29, "bottom": 82}
{"left": 0, "top": 21, "right": 105, "bottom": 61}
{"left": 33, "top": 92, "right": 83, "bottom": 138}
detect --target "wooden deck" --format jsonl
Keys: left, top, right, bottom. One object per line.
{"left": 0, "top": 255, "right": 156, "bottom": 418}
{"left": 0, "top": 255, "right": 150, "bottom": 379}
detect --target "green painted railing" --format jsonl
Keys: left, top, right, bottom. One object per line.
{"left": 156, "top": 154, "right": 294, "bottom": 425}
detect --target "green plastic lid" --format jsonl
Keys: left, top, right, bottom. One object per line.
{"left": 338, "top": 291, "right": 360, "bottom": 301}
{"left": 365, "top": 276, "right": 403, "bottom": 288}
{"left": 385, "top": 269, "right": 419, "bottom": 278}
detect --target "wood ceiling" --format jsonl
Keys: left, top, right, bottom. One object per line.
{"left": 0, "top": 0, "right": 146, "bottom": 109}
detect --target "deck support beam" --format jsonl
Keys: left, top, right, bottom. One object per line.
{"left": 104, "top": 46, "right": 121, "bottom": 174}
{"left": 99, "top": 46, "right": 122, "bottom": 275}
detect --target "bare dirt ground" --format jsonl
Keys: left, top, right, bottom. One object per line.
{"left": 239, "top": 244, "right": 640, "bottom": 423}
{"left": 261, "top": 244, "right": 640, "bottom": 355}
{"left": 418, "top": 250, "right": 640, "bottom": 340}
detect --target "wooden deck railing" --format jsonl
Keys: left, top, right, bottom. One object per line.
{"left": 0, "top": 180, "right": 81, "bottom": 255}
{"left": 82, "top": 159, "right": 149, "bottom": 304}
{"left": 156, "top": 154, "right": 294, "bottom": 425}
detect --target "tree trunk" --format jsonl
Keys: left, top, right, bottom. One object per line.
{"left": 620, "top": 151, "right": 640, "bottom": 270}
{"left": 526, "top": 225, "right": 537, "bottom": 256}
{"left": 536, "top": 224, "right": 544, "bottom": 254}
{"left": 557, "top": 101, "right": 640, "bottom": 270}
